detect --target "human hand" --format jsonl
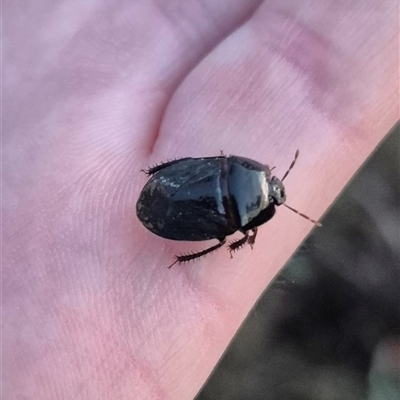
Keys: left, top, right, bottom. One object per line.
{"left": 4, "top": 1, "right": 398, "bottom": 398}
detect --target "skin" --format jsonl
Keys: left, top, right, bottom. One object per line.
{"left": 4, "top": 0, "right": 398, "bottom": 399}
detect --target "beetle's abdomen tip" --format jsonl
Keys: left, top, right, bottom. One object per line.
{"left": 136, "top": 181, "right": 170, "bottom": 232}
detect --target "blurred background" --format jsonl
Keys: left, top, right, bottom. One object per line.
{"left": 197, "top": 124, "right": 399, "bottom": 400}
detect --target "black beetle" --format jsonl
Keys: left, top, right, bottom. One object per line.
{"left": 136, "top": 151, "right": 320, "bottom": 268}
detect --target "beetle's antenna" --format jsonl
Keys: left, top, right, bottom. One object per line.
{"left": 281, "top": 150, "right": 299, "bottom": 182}
{"left": 283, "top": 203, "right": 322, "bottom": 226}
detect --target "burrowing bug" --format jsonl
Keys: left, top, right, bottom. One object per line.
{"left": 136, "top": 151, "right": 320, "bottom": 268}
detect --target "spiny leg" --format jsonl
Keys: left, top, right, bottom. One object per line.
{"left": 168, "top": 238, "right": 226, "bottom": 269}
{"left": 143, "top": 154, "right": 227, "bottom": 176}
{"left": 141, "top": 158, "right": 192, "bottom": 176}
{"left": 248, "top": 228, "right": 258, "bottom": 249}
{"left": 228, "top": 228, "right": 258, "bottom": 257}
{"left": 228, "top": 232, "right": 249, "bottom": 258}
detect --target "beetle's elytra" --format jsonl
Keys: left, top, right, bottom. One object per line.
{"left": 136, "top": 151, "right": 320, "bottom": 268}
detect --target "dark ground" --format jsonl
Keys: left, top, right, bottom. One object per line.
{"left": 196, "top": 124, "right": 400, "bottom": 400}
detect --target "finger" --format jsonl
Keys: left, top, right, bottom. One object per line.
{"left": 144, "top": 1, "right": 398, "bottom": 397}
{"left": 5, "top": 0, "right": 262, "bottom": 150}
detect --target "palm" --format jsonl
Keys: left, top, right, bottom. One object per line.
{"left": 4, "top": 1, "right": 397, "bottom": 398}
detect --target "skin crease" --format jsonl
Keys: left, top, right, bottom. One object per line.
{"left": 3, "top": 0, "right": 398, "bottom": 399}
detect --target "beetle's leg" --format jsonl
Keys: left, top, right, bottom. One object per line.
{"left": 143, "top": 155, "right": 227, "bottom": 176}
{"left": 142, "top": 158, "right": 192, "bottom": 176}
{"left": 168, "top": 238, "right": 226, "bottom": 269}
{"left": 248, "top": 228, "right": 258, "bottom": 249}
{"left": 228, "top": 232, "right": 249, "bottom": 258}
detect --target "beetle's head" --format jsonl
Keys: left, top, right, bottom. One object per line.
{"left": 269, "top": 177, "right": 286, "bottom": 206}
{"left": 266, "top": 151, "right": 321, "bottom": 226}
